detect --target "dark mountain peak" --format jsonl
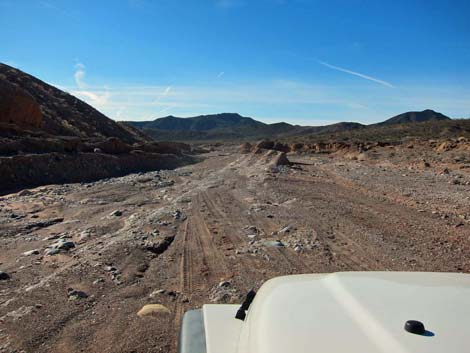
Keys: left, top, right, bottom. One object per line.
{"left": 126, "top": 113, "right": 265, "bottom": 132}
{"left": 269, "top": 122, "right": 294, "bottom": 128}
{"left": 380, "top": 109, "right": 451, "bottom": 125}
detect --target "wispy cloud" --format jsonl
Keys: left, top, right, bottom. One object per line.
{"left": 74, "top": 62, "right": 86, "bottom": 89}
{"left": 71, "top": 62, "right": 111, "bottom": 108}
{"left": 72, "top": 90, "right": 111, "bottom": 107}
{"left": 319, "top": 61, "right": 395, "bottom": 88}
{"left": 217, "top": 71, "right": 225, "bottom": 78}
{"left": 162, "top": 86, "right": 171, "bottom": 96}
{"left": 56, "top": 76, "right": 470, "bottom": 124}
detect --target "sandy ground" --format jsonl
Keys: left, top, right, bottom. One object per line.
{"left": 1, "top": 145, "right": 469, "bottom": 353}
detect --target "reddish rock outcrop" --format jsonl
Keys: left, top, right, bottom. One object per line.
{"left": 0, "top": 79, "right": 43, "bottom": 129}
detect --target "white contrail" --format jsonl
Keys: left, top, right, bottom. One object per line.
{"left": 153, "top": 86, "right": 172, "bottom": 104}
{"left": 217, "top": 71, "right": 225, "bottom": 78}
{"left": 319, "top": 61, "right": 394, "bottom": 88}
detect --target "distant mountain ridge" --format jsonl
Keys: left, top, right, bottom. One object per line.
{"left": 378, "top": 109, "right": 451, "bottom": 125}
{"left": 126, "top": 113, "right": 303, "bottom": 140}
{"left": 130, "top": 113, "right": 267, "bottom": 131}
{"left": 126, "top": 109, "right": 452, "bottom": 141}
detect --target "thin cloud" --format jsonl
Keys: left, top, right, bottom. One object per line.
{"left": 72, "top": 90, "right": 111, "bottom": 107}
{"left": 217, "top": 71, "right": 225, "bottom": 78}
{"left": 74, "top": 62, "right": 86, "bottom": 89}
{"left": 162, "top": 86, "right": 172, "bottom": 95}
{"left": 72, "top": 62, "right": 111, "bottom": 108}
{"left": 319, "top": 61, "right": 394, "bottom": 88}
{"left": 153, "top": 86, "right": 172, "bottom": 104}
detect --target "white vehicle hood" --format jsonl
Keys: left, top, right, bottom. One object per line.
{"left": 204, "top": 272, "right": 470, "bottom": 353}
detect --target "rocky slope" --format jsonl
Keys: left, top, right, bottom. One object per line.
{"left": 0, "top": 63, "right": 196, "bottom": 193}
{"left": 0, "top": 63, "right": 146, "bottom": 143}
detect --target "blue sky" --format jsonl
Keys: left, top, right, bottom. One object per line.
{"left": 1, "top": 0, "right": 469, "bottom": 125}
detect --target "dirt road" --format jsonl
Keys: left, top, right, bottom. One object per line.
{"left": 1, "top": 147, "right": 469, "bottom": 353}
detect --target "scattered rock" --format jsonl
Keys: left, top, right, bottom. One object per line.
{"left": 137, "top": 304, "right": 171, "bottom": 317}
{"left": 136, "top": 263, "right": 149, "bottom": 273}
{"left": 78, "top": 229, "right": 93, "bottom": 242}
{"left": 49, "top": 239, "right": 75, "bottom": 251}
{"left": 177, "top": 196, "right": 191, "bottom": 204}
{"left": 93, "top": 278, "right": 105, "bottom": 285}
{"left": 0, "top": 271, "right": 10, "bottom": 280}
{"left": 67, "top": 288, "right": 88, "bottom": 300}
{"left": 272, "top": 152, "right": 291, "bottom": 167}
{"left": 279, "top": 225, "right": 293, "bottom": 234}
{"left": 240, "top": 142, "right": 252, "bottom": 153}
{"left": 441, "top": 168, "right": 450, "bottom": 175}
{"left": 22, "top": 249, "right": 40, "bottom": 256}
{"left": 0, "top": 305, "right": 34, "bottom": 322}
{"left": 24, "top": 217, "right": 64, "bottom": 230}
{"left": 109, "top": 210, "right": 122, "bottom": 217}
{"left": 44, "top": 234, "right": 61, "bottom": 241}
{"left": 149, "top": 289, "right": 166, "bottom": 298}
{"left": 263, "top": 240, "right": 285, "bottom": 247}
{"left": 144, "top": 235, "right": 175, "bottom": 255}
{"left": 218, "top": 280, "right": 231, "bottom": 288}
{"left": 209, "top": 282, "right": 239, "bottom": 303}
{"left": 172, "top": 210, "right": 185, "bottom": 220}
{"left": 44, "top": 248, "right": 60, "bottom": 256}
{"left": 18, "top": 189, "right": 33, "bottom": 196}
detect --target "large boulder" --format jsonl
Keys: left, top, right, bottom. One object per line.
{"left": 240, "top": 142, "right": 252, "bottom": 153}
{"left": 0, "top": 79, "right": 43, "bottom": 129}
{"left": 96, "top": 137, "right": 132, "bottom": 154}
{"left": 272, "top": 152, "right": 291, "bottom": 166}
{"left": 255, "top": 140, "right": 275, "bottom": 150}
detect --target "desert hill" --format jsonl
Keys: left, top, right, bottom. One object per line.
{"left": 378, "top": 109, "right": 451, "bottom": 126}
{"left": 0, "top": 63, "right": 196, "bottom": 192}
{"left": 127, "top": 110, "right": 456, "bottom": 141}
{"left": 0, "top": 63, "right": 146, "bottom": 143}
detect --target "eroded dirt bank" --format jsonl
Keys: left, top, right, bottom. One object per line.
{"left": 1, "top": 145, "right": 469, "bottom": 353}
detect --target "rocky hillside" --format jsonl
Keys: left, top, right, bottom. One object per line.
{"left": 0, "top": 63, "right": 146, "bottom": 143}
{"left": 378, "top": 109, "right": 451, "bottom": 125}
{"left": 0, "top": 63, "right": 197, "bottom": 193}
